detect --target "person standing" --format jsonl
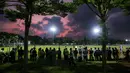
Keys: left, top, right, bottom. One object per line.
{"left": 115, "top": 47, "right": 119, "bottom": 62}
{"left": 125, "top": 48, "right": 129, "bottom": 60}
{"left": 30, "top": 48, "right": 33, "bottom": 61}
{"left": 0, "top": 48, "right": 5, "bottom": 63}
{"left": 57, "top": 47, "right": 61, "bottom": 60}
{"left": 10, "top": 48, "right": 16, "bottom": 63}
{"left": 69, "top": 48, "right": 76, "bottom": 66}
{"left": 89, "top": 48, "right": 94, "bottom": 61}
{"left": 41, "top": 49, "right": 45, "bottom": 59}
{"left": 73, "top": 48, "right": 78, "bottom": 60}
{"left": 18, "top": 47, "right": 24, "bottom": 60}
{"left": 83, "top": 47, "right": 88, "bottom": 62}
{"left": 97, "top": 48, "right": 101, "bottom": 61}
{"left": 63, "top": 48, "right": 69, "bottom": 60}
{"left": 107, "top": 47, "right": 112, "bottom": 60}
{"left": 52, "top": 48, "right": 56, "bottom": 65}
{"left": 38, "top": 48, "right": 42, "bottom": 58}
{"left": 94, "top": 48, "right": 98, "bottom": 61}
{"left": 78, "top": 49, "right": 82, "bottom": 62}
{"left": 45, "top": 47, "right": 49, "bottom": 58}
{"left": 32, "top": 47, "right": 37, "bottom": 61}
{"left": 48, "top": 47, "right": 52, "bottom": 65}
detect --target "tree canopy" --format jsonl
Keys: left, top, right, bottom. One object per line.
{"left": 4, "top": 0, "right": 77, "bottom": 21}
{"left": 74, "top": 0, "right": 129, "bottom": 18}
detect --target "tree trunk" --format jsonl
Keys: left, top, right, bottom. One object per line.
{"left": 23, "top": 25, "right": 29, "bottom": 73}
{"left": 101, "top": 20, "right": 108, "bottom": 73}
{"left": 23, "top": 12, "right": 32, "bottom": 72}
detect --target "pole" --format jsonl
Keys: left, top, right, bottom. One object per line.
{"left": 53, "top": 32, "right": 55, "bottom": 44}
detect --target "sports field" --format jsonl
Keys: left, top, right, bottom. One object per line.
{"left": 0, "top": 45, "right": 130, "bottom": 52}
{"left": 0, "top": 44, "right": 130, "bottom": 58}
{"left": 0, "top": 45, "right": 130, "bottom": 73}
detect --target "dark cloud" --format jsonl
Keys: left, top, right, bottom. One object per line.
{"left": 42, "top": 16, "right": 64, "bottom": 35}
{"left": 30, "top": 16, "right": 65, "bottom": 37}
{"left": 1, "top": 3, "right": 130, "bottom": 40}
{"left": 66, "top": 4, "right": 130, "bottom": 39}
{"left": 31, "top": 23, "right": 43, "bottom": 31}
{"left": 108, "top": 12, "right": 130, "bottom": 39}
{"left": 67, "top": 4, "right": 98, "bottom": 38}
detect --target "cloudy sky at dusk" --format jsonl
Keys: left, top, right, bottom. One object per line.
{"left": 0, "top": 0, "right": 130, "bottom": 40}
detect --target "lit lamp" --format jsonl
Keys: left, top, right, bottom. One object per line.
{"left": 50, "top": 26, "right": 57, "bottom": 43}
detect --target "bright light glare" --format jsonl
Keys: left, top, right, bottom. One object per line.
{"left": 125, "top": 39, "right": 128, "bottom": 42}
{"left": 93, "top": 27, "right": 100, "bottom": 34}
{"left": 50, "top": 26, "right": 57, "bottom": 32}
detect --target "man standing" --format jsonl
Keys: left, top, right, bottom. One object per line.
{"left": 57, "top": 47, "right": 61, "bottom": 60}
{"left": 78, "top": 48, "right": 82, "bottom": 62}
{"left": 73, "top": 48, "right": 78, "bottom": 60}
{"left": 10, "top": 48, "right": 16, "bottom": 63}
{"left": 18, "top": 47, "right": 24, "bottom": 60}
{"left": 89, "top": 48, "right": 94, "bottom": 61}
{"left": 63, "top": 48, "right": 69, "bottom": 60}
{"left": 69, "top": 48, "right": 75, "bottom": 66}
{"left": 52, "top": 48, "right": 56, "bottom": 65}
{"left": 107, "top": 47, "right": 112, "bottom": 60}
{"left": 83, "top": 47, "right": 88, "bottom": 62}
{"left": 32, "top": 47, "right": 37, "bottom": 61}
{"left": 94, "top": 48, "right": 98, "bottom": 61}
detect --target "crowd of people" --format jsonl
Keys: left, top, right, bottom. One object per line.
{"left": 0, "top": 46, "right": 130, "bottom": 65}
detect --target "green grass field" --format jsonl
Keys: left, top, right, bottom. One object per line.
{"left": 1, "top": 45, "right": 130, "bottom": 53}
{"left": 0, "top": 45, "right": 130, "bottom": 59}
{"left": 0, "top": 45, "right": 130, "bottom": 73}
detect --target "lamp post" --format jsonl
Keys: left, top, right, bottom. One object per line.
{"left": 92, "top": 26, "right": 101, "bottom": 45}
{"left": 50, "top": 26, "right": 57, "bottom": 44}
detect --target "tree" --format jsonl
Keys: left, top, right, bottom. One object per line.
{"left": 5, "top": 0, "right": 76, "bottom": 72}
{"left": 0, "top": 0, "right": 5, "bottom": 14}
{"left": 120, "top": 0, "right": 130, "bottom": 15}
{"left": 74, "top": 0, "right": 129, "bottom": 73}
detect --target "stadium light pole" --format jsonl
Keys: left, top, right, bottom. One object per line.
{"left": 92, "top": 26, "right": 101, "bottom": 44}
{"left": 50, "top": 26, "right": 57, "bottom": 44}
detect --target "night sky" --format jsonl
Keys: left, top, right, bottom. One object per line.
{"left": 0, "top": 0, "right": 130, "bottom": 40}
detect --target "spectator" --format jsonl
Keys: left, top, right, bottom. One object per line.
{"left": 32, "top": 47, "right": 37, "bottom": 61}
{"left": 89, "top": 48, "right": 94, "bottom": 61}
{"left": 78, "top": 49, "right": 82, "bottom": 62}
{"left": 18, "top": 47, "right": 24, "bottom": 60}
{"left": 10, "top": 48, "right": 16, "bottom": 63}
{"left": 83, "top": 47, "right": 88, "bottom": 62}
{"left": 30, "top": 48, "right": 33, "bottom": 61}
{"left": 57, "top": 47, "right": 61, "bottom": 60}
{"left": 115, "top": 47, "right": 119, "bottom": 62}
{"left": 52, "top": 48, "right": 56, "bottom": 65}
{"left": 38, "top": 48, "right": 42, "bottom": 58}
{"left": 45, "top": 47, "right": 49, "bottom": 58}
{"left": 112, "top": 48, "right": 116, "bottom": 60}
{"left": 97, "top": 48, "right": 101, "bottom": 61}
{"left": 0, "top": 48, "right": 5, "bottom": 64}
{"left": 73, "top": 48, "right": 78, "bottom": 60}
{"left": 69, "top": 48, "right": 76, "bottom": 66}
{"left": 107, "top": 47, "right": 112, "bottom": 60}
{"left": 94, "top": 48, "right": 98, "bottom": 61}
{"left": 63, "top": 48, "right": 69, "bottom": 60}
{"left": 41, "top": 49, "right": 45, "bottom": 59}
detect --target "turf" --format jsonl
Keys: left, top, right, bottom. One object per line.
{"left": 0, "top": 45, "right": 130, "bottom": 59}
{"left": 0, "top": 45, "right": 128, "bottom": 52}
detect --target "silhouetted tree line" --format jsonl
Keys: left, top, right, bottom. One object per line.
{"left": 0, "top": 32, "right": 128, "bottom": 46}
{"left": 0, "top": 32, "right": 23, "bottom": 46}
